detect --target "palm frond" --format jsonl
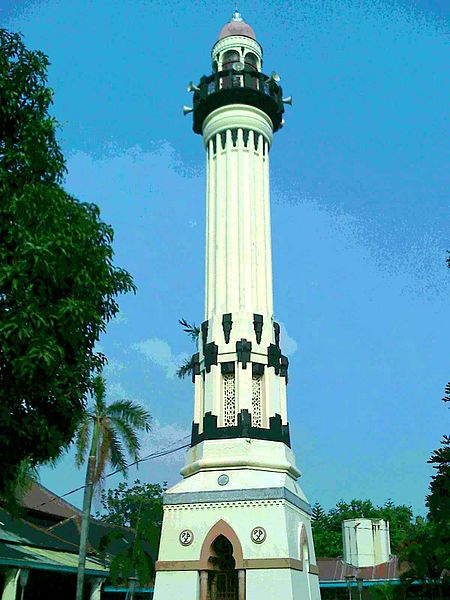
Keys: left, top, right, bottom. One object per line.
{"left": 109, "top": 416, "right": 141, "bottom": 461}
{"left": 176, "top": 355, "right": 196, "bottom": 379}
{"left": 74, "top": 416, "right": 92, "bottom": 468}
{"left": 178, "top": 318, "right": 200, "bottom": 342}
{"left": 91, "top": 374, "right": 107, "bottom": 415}
{"left": 107, "top": 400, "right": 152, "bottom": 433}
{"left": 108, "top": 426, "right": 128, "bottom": 475}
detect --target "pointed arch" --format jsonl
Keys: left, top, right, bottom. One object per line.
{"left": 299, "top": 523, "right": 311, "bottom": 564}
{"left": 199, "top": 519, "right": 244, "bottom": 569}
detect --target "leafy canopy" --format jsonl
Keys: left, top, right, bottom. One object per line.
{"left": 95, "top": 479, "right": 166, "bottom": 529}
{"left": 0, "top": 29, "right": 135, "bottom": 501}
{"left": 96, "top": 479, "right": 166, "bottom": 586}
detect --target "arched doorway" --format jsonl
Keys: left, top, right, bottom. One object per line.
{"left": 199, "top": 521, "right": 245, "bottom": 600}
{"left": 207, "top": 535, "right": 238, "bottom": 600}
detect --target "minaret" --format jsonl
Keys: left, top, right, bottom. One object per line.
{"left": 154, "top": 12, "right": 321, "bottom": 600}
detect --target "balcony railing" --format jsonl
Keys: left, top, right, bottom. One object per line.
{"left": 192, "top": 68, "right": 284, "bottom": 133}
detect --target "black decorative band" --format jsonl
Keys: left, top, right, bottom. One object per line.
{"left": 273, "top": 322, "right": 280, "bottom": 347}
{"left": 201, "top": 320, "right": 208, "bottom": 349}
{"left": 236, "top": 339, "right": 252, "bottom": 369}
{"left": 253, "top": 313, "right": 263, "bottom": 344}
{"left": 252, "top": 362, "right": 264, "bottom": 376}
{"left": 268, "top": 343, "right": 281, "bottom": 374}
{"left": 222, "top": 313, "right": 232, "bottom": 343}
{"left": 191, "top": 410, "right": 291, "bottom": 447}
{"left": 210, "top": 129, "right": 268, "bottom": 154}
{"left": 204, "top": 342, "right": 218, "bottom": 373}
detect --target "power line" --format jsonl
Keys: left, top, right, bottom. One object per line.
{"left": 31, "top": 436, "right": 190, "bottom": 511}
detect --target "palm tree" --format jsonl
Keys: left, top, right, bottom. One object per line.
{"left": 74, "top": 375, "right": 152, "bottom": 600}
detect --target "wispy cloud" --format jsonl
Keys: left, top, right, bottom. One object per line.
{"left": 132, "top": 337, "right": 189, "bottom": 379}
{"left": 140, "top": 419, "right": 190, "bottom": 466}
{"left": 279, "top": 322, "right": 298, "bottom": 356}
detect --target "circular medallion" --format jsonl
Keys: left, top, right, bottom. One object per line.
{"left": 251, "top": 526, "right": 267, "bottom": 544}
{"left": 217, "top": 474, "right": 229, "bottom": 486}
{"left": 179, "top": 529, "right": 194, "bottom": 546}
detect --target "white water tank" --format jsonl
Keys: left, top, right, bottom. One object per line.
{"left": 342, "top": 519, "right": 391, "bottom": 567}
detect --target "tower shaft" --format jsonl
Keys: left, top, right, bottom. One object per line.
{"left": 154, "top": 11, "right": 322, "bottom": 600}
{"left": 204, "top": 105, "right": 273, "bottom": 321}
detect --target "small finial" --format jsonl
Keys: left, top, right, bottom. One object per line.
{"left": 231, "top": 7, "right": 243, "bottom": 22}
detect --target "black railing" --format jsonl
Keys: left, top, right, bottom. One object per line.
{"left": 198, "top": 69, "right": 281, "bottom": 101}
{"left": 192, "top": 69, "right": 284, "bottom": 134}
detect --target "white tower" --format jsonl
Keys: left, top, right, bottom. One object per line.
{"left": 154, "top": 11, "right": 321, "bottom": 600}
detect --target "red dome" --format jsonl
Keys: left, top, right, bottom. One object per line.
{"left": 218, "top": 11, "right": 256, "bottom": 40}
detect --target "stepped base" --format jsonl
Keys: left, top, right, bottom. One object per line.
{"left": 153, "top": 446, "right": 321, "bottom": 600}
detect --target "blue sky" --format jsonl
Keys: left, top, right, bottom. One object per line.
{"left": 2, "top": 0, "right": 448, "bottom": 516}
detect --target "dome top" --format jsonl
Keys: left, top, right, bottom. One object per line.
{"left": 218, "top": 10, "right": 256, "bottom": 40}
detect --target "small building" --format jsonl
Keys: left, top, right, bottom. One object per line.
{"left": 0, "top": 483, "right": 154, "bottom": 599}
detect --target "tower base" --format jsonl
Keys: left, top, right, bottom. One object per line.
{"left": 153, "top": 440, "right": 321, "bottom": 600}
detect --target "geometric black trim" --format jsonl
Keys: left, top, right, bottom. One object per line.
{"left": 236, "top": 339, "right": 251, "bottom": 369}
{"left": 280, "top": 355, "right": 289, "bottom": 382}
{"left": 222, "top": 313, "right": 232, "bottom": 344}
{"left": 191, "top": 352, "right": 200, "bottom": 383}
{"left": 204, "top": 342, "right": 218, "bottom": 373}
{"left": 191, "top": 410, "right": 291, "bottom": 447}
{"left": 221, "top": 361, "right": 235, "bottom": 375}
{"left": 201, "top": 320, "right": 208, "bottom": 350}
{"left": 267, "top": 343, "right": 281, "bottom": 374}
{"left": 252, "top": 362, "right": 265, "bottom": 377}
{"left": 273, "top": 322, "right": 280, "bottom": 347}
{"left": 253, "top": 313, "right": 263, "bottom": 344}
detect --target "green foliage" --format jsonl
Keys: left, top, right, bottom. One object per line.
{"left": 178, "top": 318, "right": 200, "bottom": 342}
{"left": 311, "top": 499, "right": 417, "bottom": 558}
{"left": 399, "top": 520, "right": 450, "bottom": 595}
{"left": 176, "top": 318, "right": 200, "bottom": 379}
{"left": 95, "top": 479, "right": 166, "bottom": 530}
{"left": 75, "top": 378, "right": 152, "bottom": 599}
{"left": 399, "top": 380, "right": 450, "bottom": 597}
{"left": 426, "top": 387, "right": 449, "bottom": 523}
{"left": 176, "top": 355, "right": 196, "bottom": 379}
{"left": 74, "top": 376, "right": 152, "bottom": 483}
{"left": 0, "top": 29, "right": 136, "bottom": 503}
{"left": 368, "top": 583, "right": 398, "bottom": 600}
{"left": 96, "top": 479, "right": 166, "bottom": 586}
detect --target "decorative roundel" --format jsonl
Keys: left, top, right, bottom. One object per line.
{"left": 217, "top": 474, "right": 229, "bottom": 486}
{"left": 251, "top": 526, "right": 267, "bottom": 544}
{"left": 179, "top": 529, "right": 194, "bottom": 546}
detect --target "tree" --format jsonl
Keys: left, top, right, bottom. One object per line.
{"left": 399, "top": 382, "right": 450, "bottom": 598}
{"left": 426, "top": 386, "right": 449, "bottom": 523}
{"left": 176, "top": 318, "right": 200, "bottom": 379}
{"left": 311, "top": 498, "right": 417, "bottom": 558}
{"left": 74, "top": 375, "right": 152, "bottom": 600}
{"left": 96, "top": 479, "right": 166, "bottom": 530}
{"left": 0, "top": 29, "right": 135, "bottom": 503}
{"left": 96, "top": 479, "right": 166, "bottom": 589}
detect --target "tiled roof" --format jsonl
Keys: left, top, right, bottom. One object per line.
{"left": 21, "top": 482, "right": 82, "bottom": 519}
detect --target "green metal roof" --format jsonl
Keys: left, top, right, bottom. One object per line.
{"left": 0, "top": 541, "right": 108, "bottom": 576}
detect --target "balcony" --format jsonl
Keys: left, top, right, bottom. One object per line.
{"left": 192, "top": 69, "right": 284, "bottom": 134}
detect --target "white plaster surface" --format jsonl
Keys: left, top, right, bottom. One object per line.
{"left": 342, "top": 519, "right": 391, "bottom": 567}
{"left": 180, "top": 439, "right": 301, "bottom": 480}
{"left": 153, "top": 571, "right": 199, "bottom": 600}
